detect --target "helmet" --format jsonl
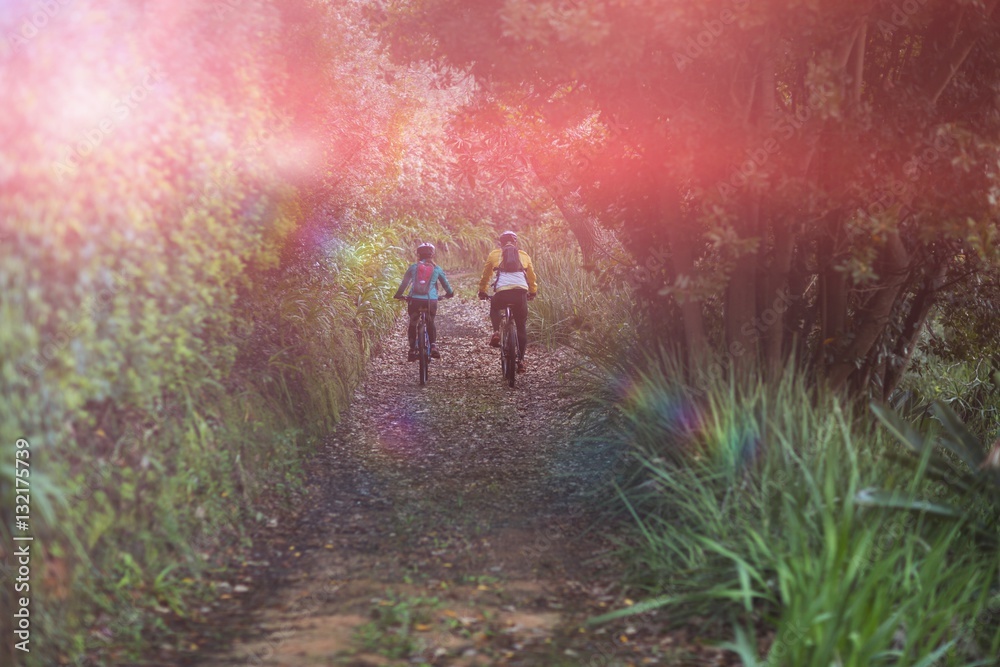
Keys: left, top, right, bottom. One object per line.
{"left": 499, "top": 230, "right": 517, "bottom": 245}
{"left": 416, "top": 242, "right": 435, "bottom": 259}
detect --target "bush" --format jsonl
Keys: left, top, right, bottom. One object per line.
{"left": 0, "top": 4, "right": 411, "bottom": 661}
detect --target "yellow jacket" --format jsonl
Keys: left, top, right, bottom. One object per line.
{"left": 479, "top": 248, "right": 538, "bottom": 295}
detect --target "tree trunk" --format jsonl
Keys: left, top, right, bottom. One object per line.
{"left": 785, "top": 243, "right": 814, "bottom": 359}
{"left": 552, "top": 194, "right": 597, "bottom": 265}
{"left": 766, "top": 218, "right": 796, "bottom": 376}
{"left": 880, "top": 260, "right": 947, "bottom": 400}
{"left": 817, "top": 225, "right": 849, "bottom": 351}
{"left": 529, "top": 162, "right": 598, "bottom": 264}
{"left": 920, "top": 0, "right": 1000, "bottom": 105}
{"left": 827, "top": 231, "right": 910, "bottom": 390}
{"left": 660, "top": 185, "right": 707, "bottom": 365}
{"left": 725, "top": 49, "right": 777, "bottom": 373}
{"left": 725, "top": 196, "right": 760, "bottom": 371}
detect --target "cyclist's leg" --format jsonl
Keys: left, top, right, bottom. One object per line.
{"left": 488, "top": 293, "right": 504, "bottom": 347}
{"left": 426, "top": 299, "right": 438, "bottom": 345}
{"left": 489, "top": 295, "right": 502, "bottom": 332}
{"left": 407, "top": 300, "right": 420, "bottom": 349}
{"left": 512, "top": 290, "right": 528, "bottom": 360}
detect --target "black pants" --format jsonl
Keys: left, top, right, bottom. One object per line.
{"left": 408, "top": 298, "right": 438, "bottom": 349}
{"left": 490, "top": 289, "right": 528, "bottom": 360}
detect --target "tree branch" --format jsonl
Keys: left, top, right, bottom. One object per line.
{"left": 924, "top": 0, "right": 999, "bottom": 105}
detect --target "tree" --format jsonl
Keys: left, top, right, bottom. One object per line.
{"left": 381, "top": 0, "right": 1000, "bottom": 393}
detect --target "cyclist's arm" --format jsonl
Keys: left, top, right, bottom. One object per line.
{"left": 437, "top": 269, "right": 455, "bottom": 298}
{"left": 478, "top": 249, "right": 502, "bottom": 293}
{"left": 394, "top": 264, "right": 415, "bottom": 299}
{"left": 523, "top": 253, "right": 538, "bottom": 295}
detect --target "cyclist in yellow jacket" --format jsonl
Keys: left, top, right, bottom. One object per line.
{"left": 477, "top": 231, "right": 538, "bottom": 373}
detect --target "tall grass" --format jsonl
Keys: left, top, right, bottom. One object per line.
{"left": 586, "top": 355, "right": 1000, "bottom": 666}
{"left": 409, "top": 218, "right": 494, "bottom": 270}
{"left": 527, "top": 246, "right": 636, "bottom": 349}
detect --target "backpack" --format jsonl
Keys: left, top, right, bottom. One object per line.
{"left": 492, "top": 244, "right": 525, "bottom": 289}
{"left": 410, "top": 260, "right": 435, "bottom": 296}
{"left": 497, "top": 244, "right": 524, "bottom": 273}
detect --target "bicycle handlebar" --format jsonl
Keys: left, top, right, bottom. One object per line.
{"left": 481, "top": 293, "right": 535, "bottom": 302}
{"left": 399, "top": 294, "right": 455, "bottom": 301}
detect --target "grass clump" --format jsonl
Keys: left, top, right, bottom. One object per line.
{"left": 588, "top": 356, "right": 1000, "bottom": 666}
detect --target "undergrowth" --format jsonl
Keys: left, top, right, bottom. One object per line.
{"left": 582, "top": 355, "right": 1000, "bottom": 666}
{"left": 0, "top": 212, "right": 457, "bottom": 665}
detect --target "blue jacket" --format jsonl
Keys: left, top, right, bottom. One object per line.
{"left": 394, "top": 261, "right": 454, "bottom": 300}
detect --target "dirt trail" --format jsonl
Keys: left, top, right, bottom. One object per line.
{"left": 199, "top": 274, "right": 692, "bottom": 666}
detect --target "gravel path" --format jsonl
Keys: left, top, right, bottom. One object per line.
{"left": 196, "top": 274, "right": 686, "bottom": 667}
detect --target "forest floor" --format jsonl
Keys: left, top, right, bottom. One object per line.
{"left": 189, "top": 273, "right": 735, "bottom": 667}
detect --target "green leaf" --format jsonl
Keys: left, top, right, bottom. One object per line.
{"left": 586, "top": 594, "right": 677, "bottom": 626}
{"left": 871, "top": 402, "right": 925, "bottom": 453}
{"left": 854, "top": 488, "right": 962, "bottom": 517}
{"left": 906, "top": 640, "right": 957, "bottom": 667}
{"left": 716, "top": 625, "right": 761, "bottom": 667}
{"left": 931, "top": 400, "right": 984, "bottom": 471}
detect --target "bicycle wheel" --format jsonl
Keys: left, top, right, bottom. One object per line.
{"left": 499, "top": 315, "right": 509, "bottom": 379}
{"left": 504, "top": 318, "right": 517, "bottom": 388}
{"left": 417, "top": 315, "right": 429, "bottom": 385}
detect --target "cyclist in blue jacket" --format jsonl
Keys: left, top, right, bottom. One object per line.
{"left": 394, "top": 242, "right": 454, "bottom": 361}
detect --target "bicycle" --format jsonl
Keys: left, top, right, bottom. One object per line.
{"left": 410, "top": 298, "right": 432, "bottom": 386}
{"left": 487, "top": 296, "right": 518, "bottom": 388}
